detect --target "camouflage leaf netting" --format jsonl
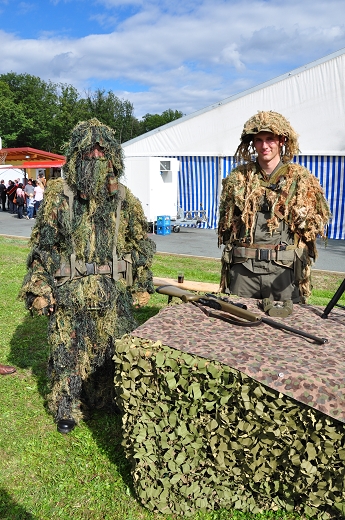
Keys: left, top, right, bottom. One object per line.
{"left": 114, "top": 335, "right": 345, "bottom": 519}
{"left": 62, "top": 118, "right": 125, "bottom": 199}
{"left": 20, "top": 119, "right": 156, "bottom": 424}
{"left": 217, "top": 161, "right": 331, "bottom": 301}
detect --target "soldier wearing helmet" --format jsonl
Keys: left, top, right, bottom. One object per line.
{"left": 218, "top": 111, "right": 330, "bottom": 310}
{"left": 21, "top": 119, "right": 156, "bottom": 433}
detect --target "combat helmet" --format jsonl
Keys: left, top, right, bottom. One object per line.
{"left": 235, "top": 111, "right": 299, "bottom": 163}
{"left": 63, "top": 118, "right": 124, "bottom": 199}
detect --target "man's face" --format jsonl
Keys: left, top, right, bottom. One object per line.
{"left": 83, "top": 143, "right": 105, "bottom": 159}
{"left": 76, "top": 143, "right": 108, "bottom": 199}
{"left": 253, "top": 131, "right": 283, "bottom": 165}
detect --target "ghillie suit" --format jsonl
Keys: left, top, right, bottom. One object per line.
{"left": 21, "top": 119, "right": 156, "bottom": 425}
{"left": 218, "top": 111, "right": 331, "bottom": 303}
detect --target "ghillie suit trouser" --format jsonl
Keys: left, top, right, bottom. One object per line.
{"left": 218, "top": 161, "right": 331, "bottom": 303}
{"left": 21, "top": 177, "right": 155, "bottom": 423}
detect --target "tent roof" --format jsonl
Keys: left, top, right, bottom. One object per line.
{"left": 123, "top": 47, "right": 345, "bottom": 157}
{"left": 0, "top": 147, "right": 65, "bottom": 168}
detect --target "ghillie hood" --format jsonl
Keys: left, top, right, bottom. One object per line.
{"left": 235, "top": 111, "right": 300, "bottom": 163}
{"left": 62, "top": 118, "right": 124, "bottom": 200}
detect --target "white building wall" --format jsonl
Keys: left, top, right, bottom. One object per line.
{"left": 123, "top": 156, "right": 179, "bottom": 223}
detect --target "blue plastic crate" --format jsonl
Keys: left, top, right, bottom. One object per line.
{"left": 156, "top": 225, "right": 171, "bottom": 235}
{"left": 157, "top": 215, "right": 171, "bottom": 225}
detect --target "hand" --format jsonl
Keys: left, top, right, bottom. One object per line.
{"left": 31, "top": 296, "right": 55, "bottom": 316}
{"left": 133, "top": 291, "right": 150, "bottom": 307}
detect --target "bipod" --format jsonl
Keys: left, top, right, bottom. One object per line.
{"left": 321, "top": 278, "right": 345, "bottom": 319}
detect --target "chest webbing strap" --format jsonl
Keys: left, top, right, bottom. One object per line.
{"left": 62, "top": 182, "right": 129, "bottom": 283}
{"left": 112, "top": 184, "right": 126, "bottom": 281}
{"left": 63, "top": 182, "right": 76, "bottom": 280}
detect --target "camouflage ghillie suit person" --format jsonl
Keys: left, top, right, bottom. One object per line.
{"left": 218, "top": 111, "right": 331, "bottom": 305}
{"left": 21, "top": 119, "right": 156, "bottom": 433}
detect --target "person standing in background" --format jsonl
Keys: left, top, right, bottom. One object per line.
{"left": 25, "top": 193, "right": 35, "bottom": 219}
{"left": 7, "top": 180, "right": 17, "bottom": 214}
{"left": 0, "top": 180, "right": 7, "bottom": 211}
{"left": 15, "top": 183, "right": 25, "bottom": 219}
{"left": 38, "top": 172, "right": 47, "bottom": 188}
{"left": 33, "top": 179, "right": 45, "bottom": 215}
{"left": 24, "top": 179, "right": 35, "bottom": 216}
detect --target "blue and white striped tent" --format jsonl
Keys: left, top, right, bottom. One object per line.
{"left": 123, "top": 48, "right": 345, "bottom": 240}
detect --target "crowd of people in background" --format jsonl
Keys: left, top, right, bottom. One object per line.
{"left": 0, "top": 172, "right": 46, "bottom": 219}
{"left": 0, "top": 173, "right": 44, "bottom": 375}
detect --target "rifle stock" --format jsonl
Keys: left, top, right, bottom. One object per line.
{"left": 156, "top": 285, "right": 257, "bottom": 321}
{"left": 155, "top": 285, "right": 328, "bottom": 345}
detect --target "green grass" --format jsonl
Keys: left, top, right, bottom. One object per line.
{"left": 0, "top": 236, "right": 344, "bottom": 520}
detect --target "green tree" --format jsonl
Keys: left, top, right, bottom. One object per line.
{"left": 0, "top": 81, "right": 28, "bottom": 146}
{"left": 0, "top": 72, "right": 59, "bottom": 151}
{"left": 139, "top": 109, "right": 183, "bottom": 134}
{"left": 0, "top": 73, "right": 89, "bottom": 153}
{"left": 83, "top": 89, "right": 138, "bottom": 143}
{"left": 51, "top": 84, "right": 88, "bottom": 153}
{"left": 0, "top": 72, "right": 183, "bottom": 150}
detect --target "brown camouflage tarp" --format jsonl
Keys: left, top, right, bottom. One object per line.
{"left": 133, "top": 300, "right": 345, "bottom": 423}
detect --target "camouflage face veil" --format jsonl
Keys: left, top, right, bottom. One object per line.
{"left": 63, "top": 118, "right": 125, "bottom": 199}
{"left": 235, "top": 111, "right": 300, "bottom": 163}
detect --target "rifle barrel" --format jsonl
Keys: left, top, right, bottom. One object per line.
{"left": 262, "top": 317, "right": 328, "bottom": 344}
{"left": 201, "top": 297, "right": 328, "bottom": 343}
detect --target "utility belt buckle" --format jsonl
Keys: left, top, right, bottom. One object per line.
{"left": 85, "top": 262, "right": 96, "bottom": 275}
{"left": 256, "top": 248, "right": 271, "bottom": 261}
{"left": 260, "top": 203, "right": 270, "bottom": 213}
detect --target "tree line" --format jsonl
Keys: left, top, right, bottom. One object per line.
{"left": 0, "top": 72, "right": 183, "bottom": 154}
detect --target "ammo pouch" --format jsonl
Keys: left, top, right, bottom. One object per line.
{"left": 54, "top": 254, "right": 133, "bottom": 287}
{"left": 220, "top": 242, "right": 237, "bottom": 292}
{"left": 293, "top": 246, "right": 309, "bottom": 283}
{"left": 221, "top": 242, "right": 234, "bottom": 266}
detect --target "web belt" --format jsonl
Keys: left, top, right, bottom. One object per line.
{"left": 233, "top": 245, "right": 295, "bottom": 262}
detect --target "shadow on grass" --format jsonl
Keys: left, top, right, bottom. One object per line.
{"left": 84, "top": 304, "right": 163, "bottom": 496}
{"left": 7, "top": 304, "right": 162, "bottom": 501}
{"left": 84, "top": 410, "right": 135, "bottom": 493}
{"left": 8, "top": 312, "right": 50, "bottom": 396}
{"left": 0, "top": 488, "right": 36, "bottom": 520}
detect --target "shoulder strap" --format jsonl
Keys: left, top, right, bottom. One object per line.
{"left": 258, "top": 163, "right": 289, "bottom": 189}
{"left": 62, "top": 181, "right": 76, "bottom": 280}
{"left": 112, "top": 184, "right": 126, "bottom": 281}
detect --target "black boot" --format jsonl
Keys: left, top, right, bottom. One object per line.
{"left": 57, "top": 418, "right": 76, "bottom": 434}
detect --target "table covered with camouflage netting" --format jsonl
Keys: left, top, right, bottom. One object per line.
{"left": 114, "top": 301, "right": 345, "bottom": 519}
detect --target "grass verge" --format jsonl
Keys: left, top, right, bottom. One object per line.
{"left": 0, "top": 236, "right": 344, "bottom": 520}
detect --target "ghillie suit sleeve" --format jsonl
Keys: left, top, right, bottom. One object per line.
{"left": 117, "top": 186, "right": 156, "bottom": 307}
{"left": 20, "top": 174, "right": 155, "bottom": 423}
{"left": 218, "top": 162, "right": 331, "bottom": 302}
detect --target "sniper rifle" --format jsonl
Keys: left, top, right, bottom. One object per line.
{"left": 156, "top": 285, "right": 328, "bottom": 345}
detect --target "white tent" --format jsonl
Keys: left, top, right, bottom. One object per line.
{"left": 123, "top": 48, "right": 345, "bottom": 239}
{"left": 0, "top": 166, "right": 26, "bottom": 186}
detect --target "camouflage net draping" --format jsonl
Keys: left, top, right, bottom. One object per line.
{"left": 114, "top": 301, "right": 345, "bottom": 519}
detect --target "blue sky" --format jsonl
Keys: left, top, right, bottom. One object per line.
{"left": 1, "top": 0, "right": 345, "bottom": 118}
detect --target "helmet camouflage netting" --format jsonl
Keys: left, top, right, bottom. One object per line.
{"left": 235, "top": 111, "right": 300, "bottom": 163}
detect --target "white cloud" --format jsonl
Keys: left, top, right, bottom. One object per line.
{"left": 0, "top": 0, "right": 345, "bottom": 117}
